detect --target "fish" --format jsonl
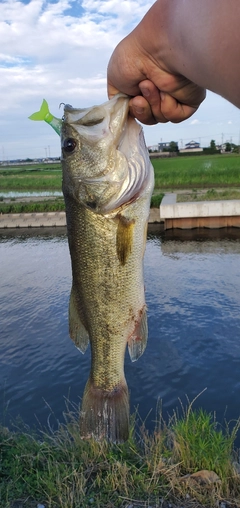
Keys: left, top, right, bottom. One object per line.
{"left": 61, "top": 94, "right": 154, "bottom": 443}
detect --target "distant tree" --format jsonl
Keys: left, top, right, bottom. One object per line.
{"left": 210, "top": 140, "right": 216, "bottom": 151}
{"left": 169, "top": 141, "right": 179, "bottom": 152}
{"left": 225, "top": 142, "right": 232, "bottom": 152}
{"left": 206, "top": 139, "right": 218, "bottom": 154}
{"left": 231, "top": 144, "right": 240, "bottom": 153}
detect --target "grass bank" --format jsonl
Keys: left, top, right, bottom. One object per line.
{"left": 1, "top": 400, "right": 240, "bottom": 508}
{"left": 177, "top": 188, "right": 240, "bottom": 202}
{"left": 0, "top": 199, "right": 65, "bottom": 214}
{"left": 0, "top": 196, "right": 164, "bottom": 214}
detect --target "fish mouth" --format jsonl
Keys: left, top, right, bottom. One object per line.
{"left": 62, "top": 94, "right": 154, "bottom": 214}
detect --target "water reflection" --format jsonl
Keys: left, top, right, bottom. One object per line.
{"left": 1, "top": 227, "right": 240, "bottom": 437}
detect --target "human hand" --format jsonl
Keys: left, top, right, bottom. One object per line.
{"left": 107, "top": 20, "right": 206, "bottom": 125}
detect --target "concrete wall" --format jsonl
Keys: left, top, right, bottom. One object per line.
{"left": 160, "top": 193, "right": 240, "bottom": 219}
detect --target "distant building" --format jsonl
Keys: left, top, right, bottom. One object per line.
{"left": 148, "top": 141, "right": 179, "bottom": 156}
{"left": 158, "top": 142, "right": 170, "bottom": 152}
{"left": 148, "top": 144, "right": 159, "bottom": 152}
{"left": 179, "top": 140, "right": 203, "bottom": 153}
{"left": 185, "top": 140, "right": 200, "bottom": 149}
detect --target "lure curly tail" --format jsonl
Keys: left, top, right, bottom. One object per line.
{"left": 29, "top": 99, "right": 62, "bottom": 135}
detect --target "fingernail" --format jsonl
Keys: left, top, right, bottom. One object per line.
{"left": 140, "top": 87, "right": 150, "bottom": 97}
{"left": 160, "top": 92, "right": 165, "bottom": 101}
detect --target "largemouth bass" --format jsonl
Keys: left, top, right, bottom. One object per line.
{"left": 61, "top": 94, "right": 154, "bottom": 443}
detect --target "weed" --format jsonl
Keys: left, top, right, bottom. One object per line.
{"left": 1, "top": 399, "right": 240, "bottom": 508}
{"left": 150, "top": 193, "right": 164, "bottom": 207}
{"left": 0, "top": 199, "right": 65, "bottom": 214}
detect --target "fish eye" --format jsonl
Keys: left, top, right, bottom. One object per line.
{"left": 63, "top": 138, "right": 77, "bottom": 153}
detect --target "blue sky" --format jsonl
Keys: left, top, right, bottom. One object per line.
{"left": 1, "top": 0, "right": 240, "bottom": 160}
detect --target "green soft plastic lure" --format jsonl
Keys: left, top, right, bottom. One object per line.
{"left": 29, "top": 99, "right": 62, "bottom": 135}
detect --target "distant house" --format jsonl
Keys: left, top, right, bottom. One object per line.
{"left": 180, "top": 140, "right": 203, "bottom": 154}
{"left": 148, "top": 144, "right": 159, "bottom": 152}
{"left": 185, "top": 140, "right": 200, "bottom": 149}
{"left": 158, "top": 142, "right": 170, "bottom": 152}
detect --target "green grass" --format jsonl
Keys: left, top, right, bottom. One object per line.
{"left": 152, "top": 154, "right": 240, "bottom": 189}
{"left": 0, "top": 199, "right": 65, "bottom": 214}
{"left": 0, "top": 196, "right": 162, "bottom": 214}
{"left": 1, "top": 401, "right": 240, "bottom": 508}
{"left": 150, "top": 193, "right": 164, "bottom": 208}
{"left": 172, "top": 409, "right": 237, "bottom": 478}
{"left": 177, "top": 188, "right": 240, "bottom": 202}
{"left": 0, "top": 164, "right": 62, "bottom": 191}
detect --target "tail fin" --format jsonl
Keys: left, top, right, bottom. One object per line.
{"left": 80, "top": 379, "right": 129, "bottom": 443}
{"left": 29, "top": 99, "right": 62, "bottom": 135}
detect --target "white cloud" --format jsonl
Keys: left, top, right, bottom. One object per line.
{"left": 0, "top": 0, "right": 240, "bottom": 159}
{"left": 190, "top": 119, "right": 200, "bottom": 125}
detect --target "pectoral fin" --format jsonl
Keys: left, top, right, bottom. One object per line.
{"left": 128, "top": 306, "right": 148, "bottom": 362}
{"left": 69, "top": 288, "right": 89, "bottom": 353}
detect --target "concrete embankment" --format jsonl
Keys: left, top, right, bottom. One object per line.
{"left": 0, "top": 208, "right": 161, "bottom": 229}
{"left": 160, "top": 193, "right": 240, "bottom": 229}
{"left": 3, "top": 195, "right": 240, "bottom": 230}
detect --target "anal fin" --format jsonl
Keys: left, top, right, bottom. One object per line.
{"left": 128, "top": 306, "right": 148, "bottom": 362}
{"left": 69, "top": 287, "right": 89, "bottom": 353}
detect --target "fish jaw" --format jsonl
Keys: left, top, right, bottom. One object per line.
{"left": 61, "top": 94, "right": 154, "bottom": 215}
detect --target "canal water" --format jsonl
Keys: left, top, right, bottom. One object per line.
{"left": 0, "top": 191, "right": 62, "bottom": 199}
{"left": 1, "top": 226, "right": 240, "bottom": 435}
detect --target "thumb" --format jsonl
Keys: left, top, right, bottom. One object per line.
{"left": 107, "top": 81, "right": 121, "bottom": 100}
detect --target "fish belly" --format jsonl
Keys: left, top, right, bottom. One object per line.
{"left": 65, "top": 191, "right": 149, "bottom": 443}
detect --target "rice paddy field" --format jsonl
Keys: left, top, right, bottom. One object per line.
{"left": 1, "top": 154, "right": 240, "bottom": 191}
{"left": 1, "top": 153, "right": 240, "bottom": 213}
{"left": 152, "top": 153, "right": 240, "bottom": 189}
{"left": 0, "top": 163, "right": 62, "bottom": 191}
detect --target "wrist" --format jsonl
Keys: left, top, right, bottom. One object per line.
{"left": 132, "top": 0, "right": 178, "bottom": 75}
